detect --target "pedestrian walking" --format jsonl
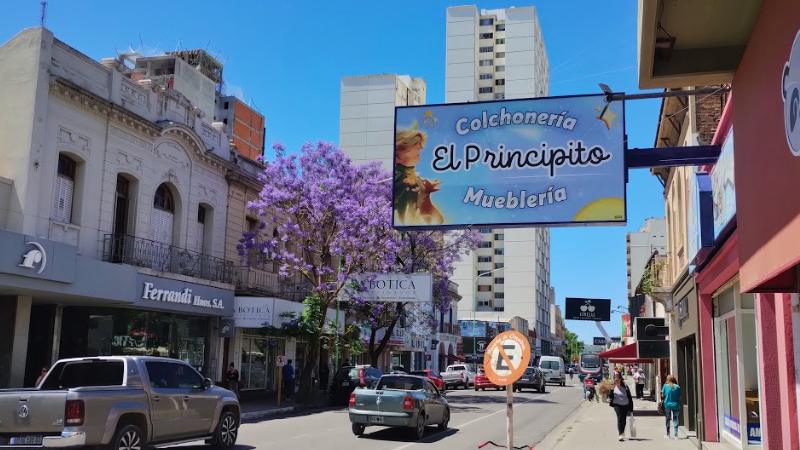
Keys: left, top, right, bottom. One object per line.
{"left": 634, "top": 368, "right": 645, "bottom": 399}
{"left": 283, "top": 359, "right": 295, "bottom": 399}
{"left": 608, "top": 371, "right": 634, "bottom": 442}
{"left": 35, "top": 366, "right": 48, "bottom": 387}
{"left": 661, "top": 374, "right": 682, "bottom": 439}
{"left": 226, "top": 363, "right": 240, "bottom": 398}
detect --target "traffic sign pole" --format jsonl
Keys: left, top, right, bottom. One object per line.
{"left": 506, "top": 384, "right": 513, "bottom": 450}
{"left": 482, "top": 330, "right": 530, "bottom": 450}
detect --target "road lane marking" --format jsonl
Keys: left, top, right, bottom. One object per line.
{"left": 388, "top": 406, "right": 507, "bottom": 450}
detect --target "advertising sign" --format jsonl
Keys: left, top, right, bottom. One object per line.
{"left": 393, "top": 94, "right": 626, "bottom": 230}
{"left": 348, "top": 273, "right": 432, "bottom": 303}
{"left": 564, "top": 297, "right": 611, "bottom": 321}
{"left": 482, "top": 330, "right": 532, "bottom": 386}
{"left": 784, "top": 29, "right": 800, "bottom": 156}
{"left": 135, "top": 274, "right": 233, "bottom": 317}
{"left": 686, "top": 171, "right": 714, "bottom": 268}
{"left": 459, "top": 320, "right": 488, "bottom": 338}
{"left": 621, "top": 314, "right": 632, "bottom": 337}
{"left": 711, "top": 129, "right": 736, "bottom": 239}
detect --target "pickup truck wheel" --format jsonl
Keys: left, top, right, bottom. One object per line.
{"left": 352, "top": 423, "right": 365, "bottom": 436}
{"left": 210, "top": 410, "right": 238, "bottom": 449}
{"left": 438, "top": 408, "right": 450, "bottom": 430}
{"left": 414, "top": 413, "right": 426, "bottom": 439}
{"left": 111, "top": 424, "right": 143, "bottom": 450}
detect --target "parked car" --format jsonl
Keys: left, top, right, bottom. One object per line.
{"left": 440, "top": 364, "right": 475, "bottom": 389}
{"left": 329, "top": 365, "right": 384, "bottom": 405}
{"left": 409, "top": 370, "right": 445, "bottom": 391}
{"left": 513, "top": 367, "right": 546, "bottom": 393}
{"left": 473, "top": 369, "right": 500, "bottom": 391}
{"left": 538, "top": 356, "right": 566, "bottom": 386}
{"left": 0, "top": 356, "right": 240, "bottom": 449}
{"left": 348, "top": 374, "right": 449, "bottom": 439}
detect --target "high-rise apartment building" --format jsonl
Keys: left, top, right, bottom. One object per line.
{"left": 339, "top": 74, "right": 426, "bottom": 170}
{"left": 626, "top": 217, "right": 668, "bottom": 297}
{"left": 445, "top": 5, "right": 548, "bottom": 103}
{"left": 447, "top": 5, "right": 555, "bottom": 355}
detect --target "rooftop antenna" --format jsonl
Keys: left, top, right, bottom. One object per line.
{"left": 40, "top": 0, "right": 47, "bottom": 28}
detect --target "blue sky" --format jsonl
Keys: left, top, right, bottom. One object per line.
{"left": 1, "top": 0, "right": 665, "bottom": 344}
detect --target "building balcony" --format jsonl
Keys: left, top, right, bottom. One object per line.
{"left": 102, "top": 234, "right": 235, "bottom": 284}
{"left": 234, "top": 265, "right": 309, "bottom": 301}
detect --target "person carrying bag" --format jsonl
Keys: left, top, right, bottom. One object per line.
{"left": 608, "top": 371, "right": 635, "bottom": 441}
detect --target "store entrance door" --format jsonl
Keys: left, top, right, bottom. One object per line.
{"left": 677, "top": 335, "right": 698, "bottom": 432}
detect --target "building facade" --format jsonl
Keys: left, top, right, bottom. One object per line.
{"left": 0, "top": 29, "right": 237, "bottom": 387}
{"left": 639, "top": 0, "right": 800, "bottom": 447}
{"left": 626, "top": 218, "right": 667, "bottom": 298}
{"left": 339, "top": 74, "right": 426, "bottom": 170}
{"left": 447, "top": 5, "right": 553, "bottom": 354}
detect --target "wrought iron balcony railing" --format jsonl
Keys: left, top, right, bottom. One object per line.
{"left": 103, "top": 234, "right": 235, "bottom": 284}
{"left": 234, "top": 265, "right": 309, "bottom": 301}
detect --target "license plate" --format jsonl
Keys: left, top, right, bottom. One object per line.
{"left": 369, "top": 416, "right": 384, "bottom": 424}
{"left": 10, "top": 436, "right": 43, "bottom": 446}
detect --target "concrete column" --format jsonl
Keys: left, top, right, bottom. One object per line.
{"left": 50, "top": 305, "right": 63, "bottom": 365}
{"left": 698, "top": 293, "right": 718, "bottom": 442}
{"left": 775, "top": 294, "right": 799, "bottom": 450}
{"left": 10, "top": 295, "right": 32, "bottom": 387}
{"left": 755, "top": 293, "right": 784, "bottom": 450}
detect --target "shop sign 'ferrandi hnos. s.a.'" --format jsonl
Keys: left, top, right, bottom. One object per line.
{"left": 393, "top": 94, "right": 626, "bottom": 230}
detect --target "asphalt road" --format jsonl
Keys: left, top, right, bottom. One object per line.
{"left": 171, "top": 379, "right": 585, "bottom": 450}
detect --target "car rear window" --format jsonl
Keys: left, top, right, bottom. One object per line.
{"left": 525, "top": 368, "right": 535, "bottom": 375}
{"left": 540, "top": 361, "right": 560, "bottom": 370}
{"left": 41, "top": 360, "right": 124, "bottom": 389}
{"left": 449, "top": 366, "right": 465, "bottom": 371}
{"left": 377, "top": 376, "right": 424, "bottom": 390}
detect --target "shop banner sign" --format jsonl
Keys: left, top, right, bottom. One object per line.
{"left": 686, "top": 171, "right": 715, "bottom": 269}
{"left": 564, "top": 297, "right": 611, "bottom": 321}
{"left": 393, "top": 94, "right": 626, "bottom": 230}
{"left": 349, "top": 273, "right": 432, "bottom": 303}
{"left": 593, "top": 337, "right": 607, "bottom": 345}
{"left": 0, "top": 228, "right": 77, "bottom": 283}
{"left": 233, "top": 297, "right": 275, "bottom": 328}
{"left": 711, "top": 129, "right": 736, "bottom": 239}
{"left": 135, "top": 274, "right": 233, "bottom": 317}
{"left": 747, "top": 423, "right": 761, "bottom": 444}
{"left": 724, "top": 415, "right": 741, "bottom": 438}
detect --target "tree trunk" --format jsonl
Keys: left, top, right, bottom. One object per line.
{"left": 296, "top": 333, "right": 321, "bottom": 404}
{"left": 368, "top": 303, "right": 404, "bottom": 368}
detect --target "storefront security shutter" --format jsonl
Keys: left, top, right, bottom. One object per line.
{"left": 52, "top": 175, "right": 74, "bottom": 223}
{"left": 152, "top": 208, "right": 174, "bottom": 245}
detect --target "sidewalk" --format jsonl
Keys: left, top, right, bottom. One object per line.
{"left": 536, "top": 385, "right": 696, "bottom": 450}
{"left": 239, "top": 390, "right": 334, "bottom": 421}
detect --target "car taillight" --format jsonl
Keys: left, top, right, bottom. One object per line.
{"left": 349, "top": 392, "right": 356, "bottom": 408}
{"left": 402, "top": 395, "right": 414, "bottom": 411}
{"left": 65, "top": 400, "right": 84, "bottom": 426}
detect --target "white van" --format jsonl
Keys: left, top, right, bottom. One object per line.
{"left": 537, "top": 356, "right": 566, "bottom": 386}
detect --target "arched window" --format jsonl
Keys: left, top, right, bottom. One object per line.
{"left": 195, "top": 204, "right": 213, "bottom": 254}
{"left": 53, "top": 154, "right": 77, "bottom": 223}
{"left": 152, "top": 184, "right": 176, "bottom": 245}
{"left": 113, "top": 174, "right": 138, "bottom": 236}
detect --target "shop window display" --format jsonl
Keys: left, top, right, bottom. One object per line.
{"left": 713, "top": 283, "right": 761, "bottom": 446}
{"left": 59, "top": 307, "right": 210, "bottom": 374}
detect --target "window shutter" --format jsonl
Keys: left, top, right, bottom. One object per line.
{"left": 195, "top": 222, "right": 205, "bottom": 253}
{"left": 152, "top": 208, "right": 174, "bottom": 245}
{"left": 52, "top": 175, "right": 74, "bottom": 223}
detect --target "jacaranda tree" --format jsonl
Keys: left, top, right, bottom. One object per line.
{"left": 347, "top": 230, "right": 480, "bottom": 367}
{"left": 241, "top": 142, "right": 398, "bottom": 403}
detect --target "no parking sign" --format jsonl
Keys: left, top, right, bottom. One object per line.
{"left": 483, "top": 330, "right": 531, "bottom": 386}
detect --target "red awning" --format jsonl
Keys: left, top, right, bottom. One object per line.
{"left": 598, "top": 343, "right": 655, "bottom": 363}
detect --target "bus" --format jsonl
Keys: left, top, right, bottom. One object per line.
{"left": 578, "top": 353, "right": 602, "bottom": 382}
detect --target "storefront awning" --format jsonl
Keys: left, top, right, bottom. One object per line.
{"left": 598, "top": 343, "right": 655, "bottom": 364}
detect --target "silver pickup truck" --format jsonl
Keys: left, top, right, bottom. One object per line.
{"left": 0, "top": 356, "right": 239, "bottom": 449}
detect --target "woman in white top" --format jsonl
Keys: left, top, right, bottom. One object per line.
{"left": 608, "top": 371, "right": 634, "bottom": 441}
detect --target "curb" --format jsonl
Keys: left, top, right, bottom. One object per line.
{"left": 241, "top": 406, "right": 295, "bottom": 421}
